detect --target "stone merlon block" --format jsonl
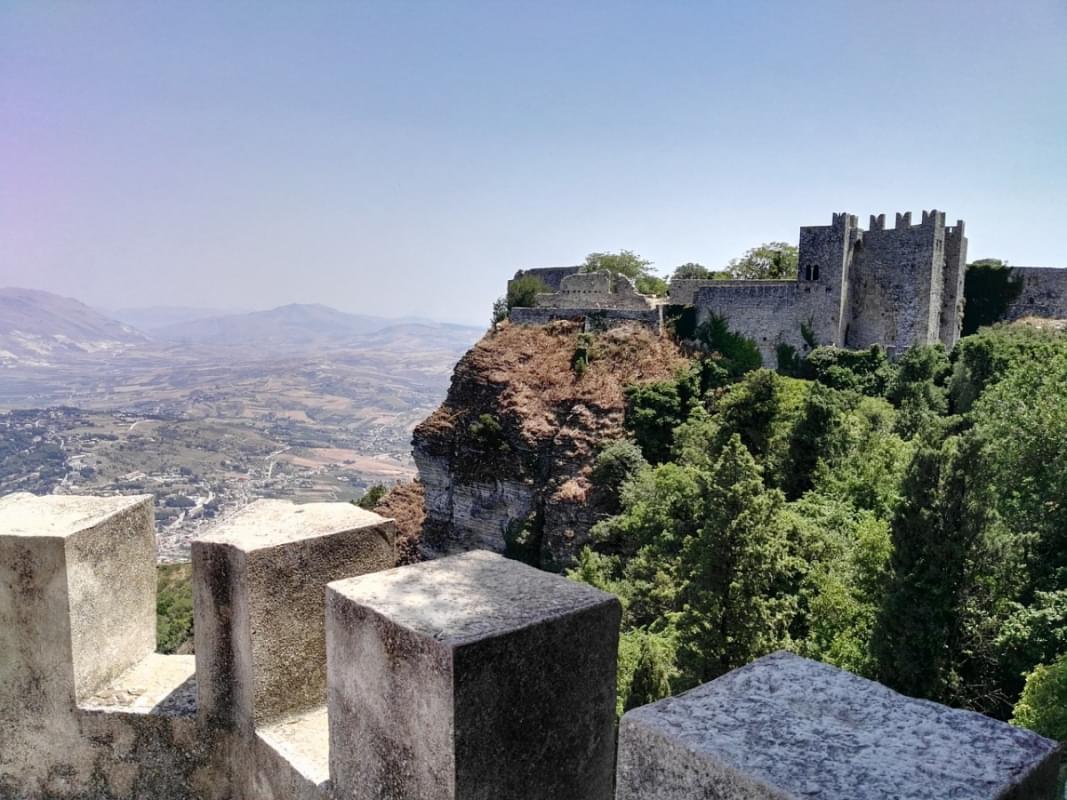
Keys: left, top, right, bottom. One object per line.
{"left": 192, "top": 499, "right": 395, "bottom": 731}
{"left": 326, "top": 550, "right": 621, "bottom": 800}
{"left": 615, "top": 651, "right": 1063, "bottom": 800}
{"left": 0, "top": 492, "right": 156, "bottom": 707}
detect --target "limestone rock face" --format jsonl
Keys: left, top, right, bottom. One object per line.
{"left": 412, "top": 320, "right": 687, "bottom": 569}
{"left": 616, "top": 651, "right": 1063, "bottom": 800}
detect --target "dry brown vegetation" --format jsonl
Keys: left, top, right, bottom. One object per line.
{"left": 419, "top": 321, "right": 688, "bottom": 447}
{"left": 373, "top": 480, "right": 426, "bottom": 565}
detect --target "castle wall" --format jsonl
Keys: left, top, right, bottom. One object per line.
{"left": 796, "top": 214, "right": 856, "bottom": 349}
{"left": 533, "top": 271, "right": 657, "bottom": 311}
{"left": 940, "top": 222, "right": 968, "bottom": 348}
{"left": 693, "top": 282, "right": 808, "bottom": 367}
{"left": 847, "top": 212, "right": 943, "bottom": 353}
{"left": 1, "top": 491, "right": 1062, "bottom": 799}
{"left": 1005, "top": 267, "right": 1067, "bottom": 322}
{"left": 511, "top": 266, "right": 581, "bottom": 292}
{"left": 510, "top": 306, "right": 662, "bottom": 332}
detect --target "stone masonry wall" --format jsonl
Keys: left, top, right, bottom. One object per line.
{"left": 1, "top": 493, "right": 1061, "bottom": 799}
{"left": 533, "top": 271, "right": 658, "bottom": 311}
{"left": 1006, "top": 267, "right": 1067, "bottom": 322}
{"left": 693, "top": 282, "right": 807, "bottom": 367}
{"left": 510, "top": 306, "right": 662, "bottom": 332}
{"left": 847, "top": 211, "right": 942, "bottom": 353}
{"left": 511, "top": 266, "right": 581, "bottom": 292}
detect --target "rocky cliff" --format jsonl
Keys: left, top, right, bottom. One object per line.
{"left": 411, "top": 320, "right": 687, "bottom": 570}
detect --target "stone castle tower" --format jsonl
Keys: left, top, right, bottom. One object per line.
{"left": 798, "top": 209, "right": 969, "bottom": 355}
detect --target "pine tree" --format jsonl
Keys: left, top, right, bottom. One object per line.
{"left": 676, "top": 434, "right": 794, "bottom": 684}
{"left": 872, "top": 435, "right": 987, "bottom": 702}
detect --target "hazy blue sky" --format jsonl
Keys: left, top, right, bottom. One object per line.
{"left": 2, "top": 1, "right": 1065, "bottom": 325}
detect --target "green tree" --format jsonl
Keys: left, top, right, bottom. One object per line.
{"left": 969, "top": 346, "right": 1067, "bottom": 595}
{"left": 622, "top": 630, "right": 677, "bottom": 712}
{"left": 624, "top": 367, "right": 701, "bottom": 464}
{"left": 783, "top": 382, "right": 850, "bottom": 499}
{"left": 726, "top": 242, "right": 799, "bottom": 280}
{"left": 504, "top": 274, "right": 550, "bottom": 311}
{"left": 961, "top": 259, "right": 1022, "bottom": 336}
{"left": 676, "top": 435, "right": 795, "bottom": 683}
{"left": 886, "top": 344, "right": 951, "bottom": 439}
{"left": 948, "top": 323, "right": 1062, "bottom": 412}
{"left": 672, "top": 262, "right": 715, "bottom": 280}
{"left": 872, "top": 435, "right": 988, "bottom": 702}
{"left": 1011, "top": 654, "right": 1067, "bottom": 742}
{"left": 583, "top": 250, "right": 668, "bottom": 297}
{"left": 589, "top": 439, "right": 648, "bottom": 514}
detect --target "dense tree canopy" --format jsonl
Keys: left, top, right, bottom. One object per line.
{"left": 570, "top": 320, "right": 1067, "bottom": 738}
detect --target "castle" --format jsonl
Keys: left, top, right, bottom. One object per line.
{"left": 0, "top": 492, "right": 1061, "bottom": 798}
{"left": 511, "top": 209, "right": 1067, "bottom": 364}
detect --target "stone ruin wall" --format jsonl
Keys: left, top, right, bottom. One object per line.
{"left": 510, "top": 265, "right": 581, "bottom": 292}
{"left": 1, "top": 491, "right": 1061, "bottom": 800}
{"left": 1006, "top": 267, "right": 1067, "bottom": 322}
{"left": 509, "top": 305, "right": 662, "bottom": 332}
{"left": 510, "top": 270, "right": 663, "bottom": 332}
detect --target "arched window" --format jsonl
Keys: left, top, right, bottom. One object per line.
{"left": 804, "top": 265, "right": 812, "bottom": 281}
{"left": 812, "top": 264, "right": 820, "bottom": 281}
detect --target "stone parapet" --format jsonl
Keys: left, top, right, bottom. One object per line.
{"left": 326, "top": 550, "right": 621, "bottom": 800}
{"left": 192, "top": 499, "right": 396, "bottom": 732}
{"left": 615, "top": 651, "right": 1062, "bottom": 800}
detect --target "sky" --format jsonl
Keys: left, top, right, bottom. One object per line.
{"left": 2, "top": 1, "right": 1065, "bottom": 326}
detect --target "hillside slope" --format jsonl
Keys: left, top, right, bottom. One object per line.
{"left": 412, "top": 320, "right": 688, "bottom": 569}
{"left": 0, "top": 287, "right": 147, "bottom": 366}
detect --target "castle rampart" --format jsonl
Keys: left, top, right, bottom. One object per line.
{"left": 1, "top": 492, "right": 1061, "bottom": 799}
{"left": 1005, "top": 266, "right": 1067, "bottom": 322}
{"left": 500, "top": 208, "right": 1067, "bottom": 364}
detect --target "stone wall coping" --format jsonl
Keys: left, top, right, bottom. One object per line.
{"left": 195, "top": 498, "right": 391, "bottom": 551}
{"left": 328, "top": 550, "right": 617, "bottom": 646}
{"left": 620, "top": 650, "right": 1060, "bottom": 800}
{"left": 0, "top": 491, "right": 153, "bottom": 538}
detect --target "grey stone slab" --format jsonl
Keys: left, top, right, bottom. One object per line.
{"left": 326, "top": 550, "right": 621, "bottom": 800}
{"left": 192, "top": 499, "right": 396, "bottom": 730}
{"left": 616, "top": 650, "right": 1062, "bottom": 800}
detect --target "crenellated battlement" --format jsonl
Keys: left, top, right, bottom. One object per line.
{"left": 1, "top": 492, "right": 1060, "bottom": 799}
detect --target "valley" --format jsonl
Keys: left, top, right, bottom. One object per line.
{"left": 0, "top": 289, "right": 481, "bottom": 560}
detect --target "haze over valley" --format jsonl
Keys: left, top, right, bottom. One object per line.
{"left": 0, "top": 286, "right": 481, "bottom": 559}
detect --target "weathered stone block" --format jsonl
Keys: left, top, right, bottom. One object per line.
{"left": 192, "top": 499, "right": 395, "bottom": 731}
{"left": 326, "top": 550, "right": 621, "bottom": 800}
{"left": 0, "top": 492, "right": 156, "bottom": 706}
{"left": 616, "top": 651, "right": 1062, "bottom": 800}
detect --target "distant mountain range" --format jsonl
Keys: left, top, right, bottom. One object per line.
{"left": 108, "top": 305, "right": 253, "bottom": 331}
{"left": 0, "top": 288, "right": 482, "bottom": 366}
{"left": 150, "top": 303, "right": 425, "bottom": 348}
{"left": 0, "top": 288, "right": 148, "bottom": 365}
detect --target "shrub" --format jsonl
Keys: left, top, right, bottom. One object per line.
{"left": 356, "top": 484, "right": 387, "bottom": 510}
{"left": 506, "top": 275, "right": 550, "bottom": 310}
{"left": 469, "top": 413, "right": 510, "bottom": 452}
{"left": 695, "top": 315, "right": 762, "bottom": 377}
{"left": 801, "top": 346, "right": 893, "bottom": 396}
{"left": 1012, "top": 653, "right": 1067, "bottom": 742}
